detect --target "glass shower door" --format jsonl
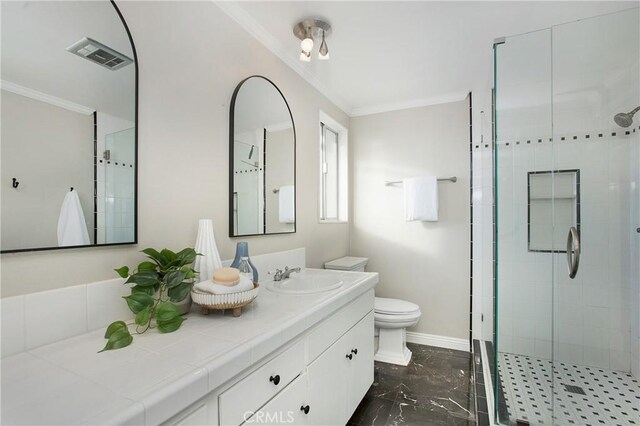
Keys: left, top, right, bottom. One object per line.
{"left": 550, "top": 9, "right": 639, "bottom": 426}
{"left": 494, "top": 26, "right": 556, "bottom": 425}
{"left": 494, "top": 7, "right": 640, "bottom": 425}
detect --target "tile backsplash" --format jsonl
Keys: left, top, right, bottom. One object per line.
{"left": 0, "top": 247, "right": 306, "bottom": 358}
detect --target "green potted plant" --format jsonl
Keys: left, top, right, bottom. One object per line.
{"left": 100, "top": 247, "right": 199, "bottom": 352}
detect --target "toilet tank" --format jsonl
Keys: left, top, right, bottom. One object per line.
{"left": 324, "top": 256, "right": 368, "bottom": 272}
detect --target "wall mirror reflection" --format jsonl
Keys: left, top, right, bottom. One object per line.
{"left": 229, "top": 76, "right": 296, "bottom": 237}
{"left": 528, "top": 170, "right": 580, "bottom": 252}
{"left": 1, "top": 0, "right": 137, "bottom": 253}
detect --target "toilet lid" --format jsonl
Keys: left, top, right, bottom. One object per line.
{"left": 324, "top": 256, "right": 368, "bottom": 271}
{"left": 375, "top": 297, "right": 420, "bottom": 315}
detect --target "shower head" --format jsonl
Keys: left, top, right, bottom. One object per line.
{"left": 248, "top": 145, "right": 255, "bottom": 159}
{"left": 614, "top": 106, "right": 640, "bottom": 128}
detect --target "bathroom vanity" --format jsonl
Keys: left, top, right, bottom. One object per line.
{"left": 0, "top": 267, "right": 377, "bottom": 426}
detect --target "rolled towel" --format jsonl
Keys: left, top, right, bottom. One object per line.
{"left": 212, "top": 267, "right": 240, "bottom": 286}
{"left": 195, "top": 276, "right": 254, "bottom": 295}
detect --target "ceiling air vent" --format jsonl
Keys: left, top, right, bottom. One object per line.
{"left": 66, "top": 37, "right": 132, "bottom": 71}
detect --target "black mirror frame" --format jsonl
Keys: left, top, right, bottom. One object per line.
{"left": 228, "top": 75, "right": 296, "bottom": 238}
{"left": 1, "top": 0, "right": 139, "bottom": 254}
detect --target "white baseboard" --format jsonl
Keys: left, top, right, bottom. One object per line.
{"left": 406, "top": 331, "right": 470, "bottom": 352}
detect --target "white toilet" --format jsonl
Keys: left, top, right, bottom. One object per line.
{"left": 324, "top": 256, "right": 422, "bottom": 366}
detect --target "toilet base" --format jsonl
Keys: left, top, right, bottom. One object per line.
{"left": 374, "top": 327, "right": 413, "bottom": 366}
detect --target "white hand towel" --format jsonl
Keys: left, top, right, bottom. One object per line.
{"left": 278, "top": 185, "right": 295, "bottom": 224}
{"left": 404, "top": 176, "right": 438, "bottom": 222}
{"left": 57, "top": 190, "right": 90, "bottom": 246}
{"left": 194, "top": 276, "right": 254, "bottom": 295}
{"left": 194, "top": 219, "right": 223, "bottom": 282}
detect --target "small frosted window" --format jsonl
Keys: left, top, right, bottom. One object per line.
{"left": 319, "top": 112, "right": 348, "bottom": 223}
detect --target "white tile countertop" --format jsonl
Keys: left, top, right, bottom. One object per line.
{"left": 1, "top": 269, "right": 378, "bottom": 425}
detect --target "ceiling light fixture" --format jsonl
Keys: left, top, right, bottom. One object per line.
{"left": 318, "top": 30, "right": 329, "bottom": 60}
{"left": 293, "top": 18, "right": 331, "bottom": 62}
{"left": 299, "top": 49, "right": 311, "bottom": 62}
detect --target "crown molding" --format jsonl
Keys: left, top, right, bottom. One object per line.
{"left": 214, "top": 1, "right": 353, "bottom": 116}
{"left": 1, "top": 80, "right": 95, "bottom": 115}
{"left": 350, "top": 92, "right": 470, "bottom": 117}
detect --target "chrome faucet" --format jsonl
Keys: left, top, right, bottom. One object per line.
{"left": 272, "top": 266, "right": 301, "bottom": 281}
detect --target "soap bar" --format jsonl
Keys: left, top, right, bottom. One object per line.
{"left": 212, "top": 267, "right": 240, "bottom": 286}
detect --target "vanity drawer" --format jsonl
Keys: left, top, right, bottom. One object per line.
{"left": 307, "top": 289, "right": 374, "bottom": 362}
{"left": 219, "top": 339, "right": 305, "bottom": 426}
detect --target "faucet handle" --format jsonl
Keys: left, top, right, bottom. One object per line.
{"left": 269, "top": 269, "right": 283, "bottom": 281}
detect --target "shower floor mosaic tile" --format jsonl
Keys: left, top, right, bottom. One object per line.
{"left": 498, "top": 352, "right": 640, "bottom": 426}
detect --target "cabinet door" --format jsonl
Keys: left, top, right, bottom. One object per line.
{"left": 306, "top": 336, "right": 349, "bottom": 426}
{"left": 244, "top": 374, "right": 309, "bottom": 426}
{"left": 346, "top": 311, "right": 375, "bottom": 415}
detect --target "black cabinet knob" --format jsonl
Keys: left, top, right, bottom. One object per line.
{"left": 269, "top": 375, "right": 280, "bottom": 385}
{"left": 300, "top": 405, "right": 310, "bottom": 414}
{"left": 351, "top": 348, "right": 358, "bottom": 355}
{"left": 346, "top": 353, "right": 353, "bottom": 360}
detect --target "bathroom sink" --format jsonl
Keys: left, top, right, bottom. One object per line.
{"left": 266, "top": 270, "right": 344, "bottom": 294}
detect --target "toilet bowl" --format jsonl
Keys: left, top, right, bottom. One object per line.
{"left": 324, "top": 257, "right": 422, "bottom": 366}
{"left": 374, "top": 297, "right": 421, "bottom": 366}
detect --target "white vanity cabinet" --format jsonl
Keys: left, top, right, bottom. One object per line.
{"left": 172, "top": 290, "right": 375, "bottom": 426}
{"left": 306, "top": 311, "right": 374, "bottom": 426}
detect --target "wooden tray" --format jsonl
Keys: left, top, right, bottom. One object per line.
{"left": 191, "top": 283, "right": 259, "bottom": 317}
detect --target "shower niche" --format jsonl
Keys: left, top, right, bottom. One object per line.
{"left": 528, "top": 169, "right": 580, "bottom": 252}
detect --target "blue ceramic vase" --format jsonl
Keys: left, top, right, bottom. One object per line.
{"left": 230, "top": 242, "right": 259, "bottom": 283}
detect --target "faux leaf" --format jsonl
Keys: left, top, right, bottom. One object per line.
{"left": 99, "top": 328, "right": 133, "bottom": 353}
{"left": 168, "top": 282, "right": 192, "bottom": 303}
{"left": 125, "top": 270, "right": 159, "bottom": 287}
{"left": 135, "top": 306, "right": 150, "bottom": 326}
{"left": 104, "top": 321, "right": 127, "bottom": 338}
{"left": 157, "top": 316, "right": 185, "bottom": 333}
{"left": 137, "top": 261, "right": 157, "bottom": 271}
{"left": 141, "top": 248, "right": 167, "bottom": 265}
{"left": 175, "top": 248, "right": 198, "bottom": 266}
{"left": 123, "top": 293, "right": 154, "bottom": 314}
{"left": 164, "top": 270, "right": 188, "bottom": 289}
{"left": 114, "top": 266, "right": 129, "bottom": 279}
{"left": 156, "top": 301, "right": 181, "bottom": 322}
{"left": 160, "top": 248, "right": 177, "bottom": 264}
{"left": 180, "top": 266, "right": 196, "bottom": 279}
{"left": 131, "top": 285, "right": 154, "bottom": 296}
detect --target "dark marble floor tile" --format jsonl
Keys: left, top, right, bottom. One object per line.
{"left": 348, "top": 396, "right": 393, "bottom": 425}
{"left": 386, "top": 402, "right": 474, "bottom": 426}
{"left": 356, "top": 344, "right": 478, "bottom": 426}
{"left": 367, "top": 371, "right": 405, "bottom": 402}
{"left": 395, "top": 391, "right": 476, "bottom": 422}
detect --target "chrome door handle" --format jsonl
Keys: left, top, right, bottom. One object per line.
{"left": 566, "top": 226, "right": 580, "bottom": 279}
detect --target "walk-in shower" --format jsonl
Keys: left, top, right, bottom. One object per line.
{"left": 488, "top": 7, "right": 640, "bottom": 426}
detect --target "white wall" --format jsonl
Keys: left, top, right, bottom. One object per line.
{"left": 0, "top": 1, "right": 350, "bottom": 297}
{"left": 350, "top": 99, "right": 471, "bottom": 339}
{"left": 1, "top": 90, "right": 94, "bottom": 250}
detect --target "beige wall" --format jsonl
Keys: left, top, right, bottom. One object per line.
{"left": 0, "top": 1, "right": 349, "bottom": 297}
{"left": 350, "top": 99, "right": 471, "bottom": 339}
{"left": 1, "top": 90, "right": 94, "bottom": 250}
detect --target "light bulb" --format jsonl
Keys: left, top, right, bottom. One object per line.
{"left": 299, "top": 50, "right": 311, "bottom": 62}
{"left": 300, "top": 37, "right": 314, "bottom": 53}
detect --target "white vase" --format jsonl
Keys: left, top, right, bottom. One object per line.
{"left": 194, "top": 219, "right": 223, "bottom": 282}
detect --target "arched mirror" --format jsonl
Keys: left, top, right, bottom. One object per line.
{"left": 1, "top": 0, "right": 138, "bottom": 253}
{"left": 229, "top": 76, "right": 296, "bottom": 237}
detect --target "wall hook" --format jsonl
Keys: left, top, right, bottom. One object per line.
{"left": 12, "top": 178, "right": 19, "bottom": 189}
